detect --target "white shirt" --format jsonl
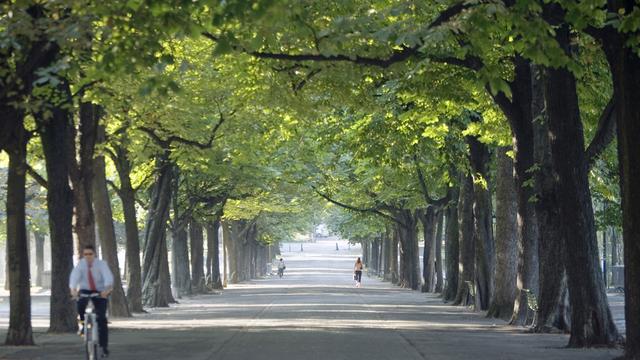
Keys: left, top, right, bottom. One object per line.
{"left": 278, "top": 261, "right": 285, "bottom": 269}
{"left": 69, "top": 258, "right": 114, "bottom": 292}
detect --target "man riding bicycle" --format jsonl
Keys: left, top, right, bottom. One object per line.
{"left": 277, "top": 258, "right": 286, "bottom": 278}
{"left": 69, "top": 244, "right": 113, "bottom": 357}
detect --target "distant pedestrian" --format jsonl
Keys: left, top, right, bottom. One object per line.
{"left": 354, "top": 257, "right": 363, "bottom": 287}
{"left": 336, "top": 243, "right": 339, "bottom": 251}
{"left": 277, "top": 258, "right": 286, "bottom": 278}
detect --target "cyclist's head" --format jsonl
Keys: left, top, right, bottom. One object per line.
{"left": 280, "top": 258, "right": 283, "bottom": 261}
{"left": 83, "top": 245, "right": 96, "bottom": 262}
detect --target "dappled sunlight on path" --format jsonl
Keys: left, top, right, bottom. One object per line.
{"left": 0, "top": 239, "right": 623, "bottom": 360}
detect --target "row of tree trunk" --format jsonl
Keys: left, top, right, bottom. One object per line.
{"left": 357, "top": 105, "right": 618, "bottom": 344}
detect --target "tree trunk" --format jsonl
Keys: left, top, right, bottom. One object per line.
{"left": 443, "top": 187, "right": 460, "bottom": 302}
{"left": 92, "top": 126, "right": 131, "bottom": 317}
{"left": 544, "top": 19, "right": 618, "bottom": 346}
{"left": 390, "top": 228, "right": 399, "bottom": 285}
{"left": 38, "top": 81, "right": 76, "bottom": 333}
{"left": 382, "top": 228, "right": 391, "bottom": 281}
{"left": 141, "top": 155, "right": 175, "bottom": 307}
{"left": 70, "top": 102, "right": 99, "bottom": 256}
{"left": 487, "top": 147, "right": 518, "bottom": 320}
{"left": 4, "top": 122, "right": 34, "bottom": 345}
{"left": 420, "top": 207, "right": 437, "bottom": 293}
{"left": 369, "top": 238, "right": 379, "bottom": 274}
{"left": 190, "top": 220, "right": 205, "bottom": 293}
{"left": 362, "top": 241, "right": 369, "bottom": 268}
{"left": 434, "top": 210, "right": 445, "bottom": 293}
{"left": 4, "top": 249, "right": 8, "bottom": 291}
{"left": 171, "top": 225, "right": 191, "bottom": 297}
{"left": 111, "top": 142, "right": 143, "bottom": 312}
{"left": 222, "top": 221, "right": 231, "bottom": 286}
{"left": 467, "top": 130, "right": 495, "bottom": 311}
{"left": 396, "top": 211, "right": 420, "bottom": 290}
{"left": 509, "top": 66, "right": 539, "bottom": 325}
{"left": 206, "top": 220, "right": 223, "bottom": 290}
{"left": 454, "top": 173, "right": 475, "bottom": 306}
{"left": 491, "top": 56, "right": 540, "bottom": 325}
{"left": 531, "top": 67, "right": 566, "bottom": 332}
{"left": 223, "top": 221, "right": 238, "bottom": 284}
{"left": 601, "top": 15, "right": 640, "bottom": 357}
{"left": 34, "top": 232, "right": 45, "bottom": 288}
{"left": 610, "top": 228, "right": 618, "bottom": 266}
{"left": 248, "top": 223, "right": 258, "bottom": 280}
{"left": 377, "top": 234, "right": 384, "bottom": 276}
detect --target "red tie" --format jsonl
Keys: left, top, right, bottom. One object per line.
{"left": 88, "top": 263, "right": 97, "bottom": 292}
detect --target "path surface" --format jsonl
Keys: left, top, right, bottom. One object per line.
{"left": 0, "top": 240, "right": 623, "bottom": 359}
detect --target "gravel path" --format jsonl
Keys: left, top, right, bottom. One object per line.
{"left": 0, "top": 240, "right": 623, "bottom": 359}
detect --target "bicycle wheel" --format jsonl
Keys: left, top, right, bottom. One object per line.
{"left": 85, "top": 338, "right": 93, "bottom": 360}
{"left": 86, "top": 339, "right": 98, "bottom": 360}
{"left": 84, "top": 323, "right": 91, "bottom": 360}
{"left": 85, "top": 318, "right": 97, "bottom": 360}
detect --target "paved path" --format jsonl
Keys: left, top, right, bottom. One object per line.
{"left": 0, "top": 240, "right": 623, "bottom": 359}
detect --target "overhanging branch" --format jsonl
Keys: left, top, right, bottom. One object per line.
{"left": 202, "top": 1, "right": 476, "bottom": 69}
{"left": 585, "top": 96, "right": 616, "bottom": 168}
{"left": 26, "top": 164, "right": 47, "bottom": 188}
{"left": 312, "top": 186, "right": 399, "bottom": 224}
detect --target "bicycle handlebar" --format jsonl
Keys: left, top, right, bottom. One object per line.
{"left": 72, "top": 292, "right": 102, "bottom": 301}
{"left": 78, "top": 293, "right": 102, "bottom": 298}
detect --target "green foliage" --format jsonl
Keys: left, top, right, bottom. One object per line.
{"left": 1, "top": 0, "right": 625, "bottom": 246}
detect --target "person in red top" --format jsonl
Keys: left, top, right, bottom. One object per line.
{"left": 69, "top": 244, "right": 114, "bottom": 356}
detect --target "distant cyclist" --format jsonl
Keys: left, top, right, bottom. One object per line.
{"left": 277, "top": 258, "right": 286, "bottom": 278}
{"left": 69, "top": 244, "right": 113, "bottom": 357}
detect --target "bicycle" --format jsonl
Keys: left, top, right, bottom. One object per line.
{"left": 77, "top": 293, "right": 102, "bottom": 360}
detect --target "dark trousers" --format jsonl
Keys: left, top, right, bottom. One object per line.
{"left": 355, "top": 270, "right": 362, "bottom": 282}
{"left": 77, "top": 290, "right": 108, "bottom": 349}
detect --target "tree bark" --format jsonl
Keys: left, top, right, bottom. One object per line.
{"left": 610, "top": 228, "right": 618, "bottom": 266}
{"left": 34, "top": 232, "right": 45, "bottom": 288}
{"left": 419, "top": 207, "right": 437, "bottom": 292}
{"left": 491, "top": 56, "right": 539, "bottom": 325}
{"left": 434, "top": 210, "right": 445, "bottom": 293}
{"left": 38, "top": 81, "right": 76, "bottom": 333}
{"left": 69, "top": 102, "right": 99, "bottom": 256}
{"left": 3, "top": 249, "right": 8, "bottom": 291}
{"left": 531, "top": 67, "right": 566, "bottom": 332}
{"left": 600, "top": 11, "right": 640, "bottom": 356}
{"left": 110, "top": 141, "right": 143, "bottom": 312}
{"left": 206, "top": 220, "right": 223, "bottom": 290}
{"left": 487, "top": 147, "right": 518, "bottom": 320}
{"left": 222, "top": 221, "right": 230, "bottom": 285}
{"left": 4, "top": 121, "right": 34, "bottom": 345}
{"left": 396, "top": 210, "right": 420, "bottom": 290}
{"left": 467, "top": 129, "right": 495, "bottom": 311}
{"left": 382, "top": 228, "right": 391, "bottom": 281}
{"left": 443, "top": 187, "right": 460, "bottom": 302}
{"left": 454, "top": 173, "right": 475, "bottom": 306}
{"left": 223, "top": 221, "right": 238, "bottom": 284}
{"left": 390, "top": 227, "right": 399, "bottom": 285}
{"left": 141, "top": 155, "right": 175, "bottom": 307}
{"left": 92, "top": 125, "right": 131, "bottom": 317}
{"left": 189, "top": 220, "right": 205, "bottom": 293}
{"left": 544, "top": 18, "right": 618, "bottom": 346}
{"left": 171, "top": 224, "right": 191, "bottom": 297}
{"left": 371, "top": 239, "right": 378, "bottom": 274}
